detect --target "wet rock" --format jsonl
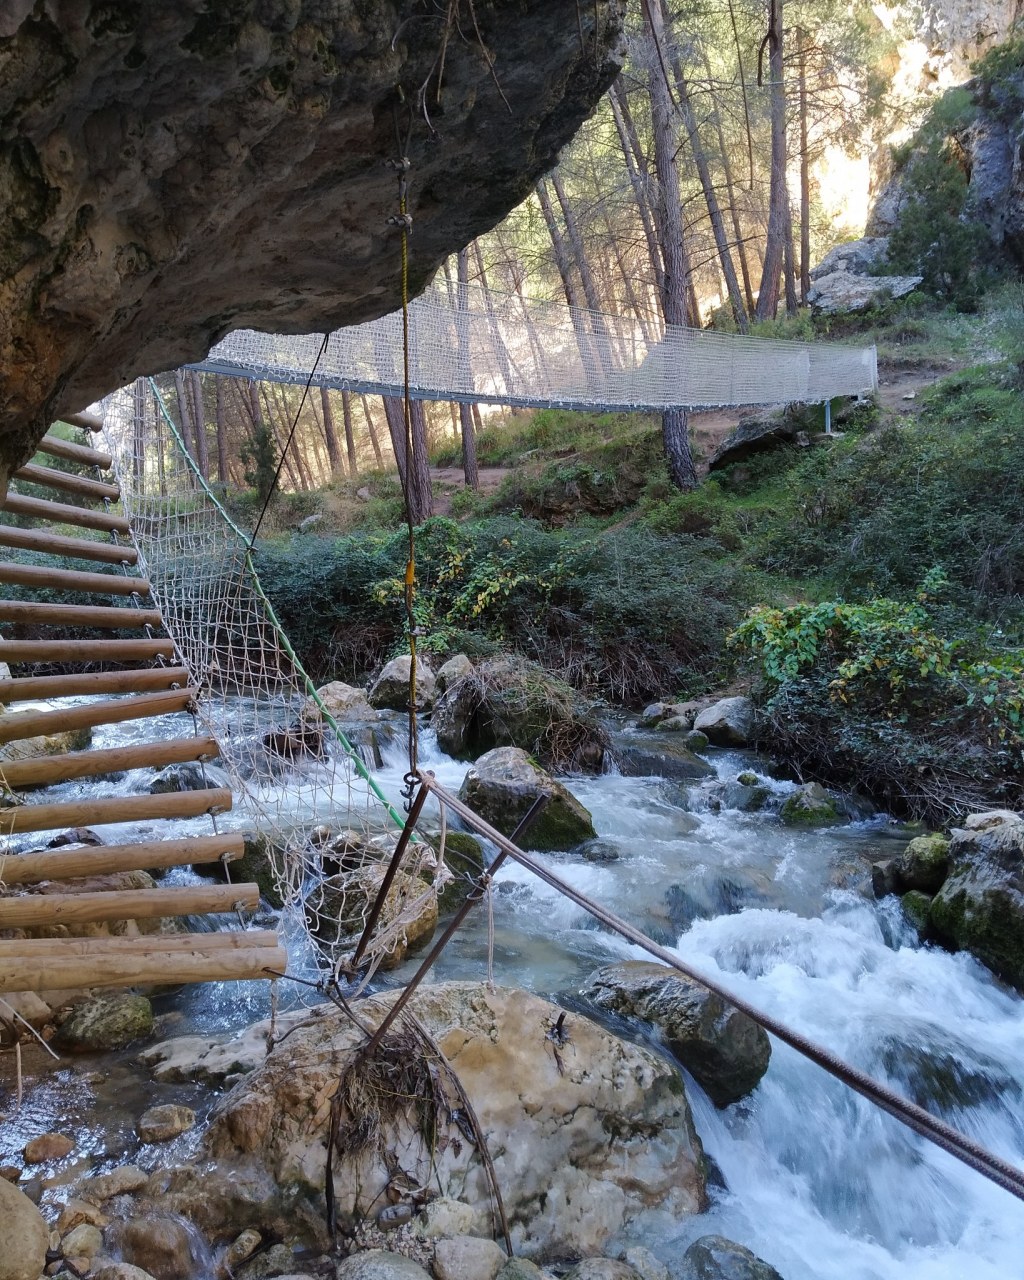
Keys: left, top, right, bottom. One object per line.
{"left": 895, "top": 833, "right": 950, "bottom": 894}
{"left": 436, "top": 655, "right": 475, "bottom": 696}
{"left": 638, "top": 702, "right": 674, "bottom": 728}
{"left": 496, "top": 1261, "right": 545, "bottom": 1280}
{"left": 779, "top": 782, "right": 841, "bottom": 827}
{"left": 902, "top": 890, "right": 933, "bottom": 935}
{"left": 429, "top": 831, "right": 485, "bottom": 883}
{"left": 302, "top": 681, "right": 380, "bottom": 725}
{"left": 693, "top": 697, "right": 756, "bottom": 748}
{"left": 565, "top": 1263, "right": 642, "bottom": 1280}
{"left": 263, "top": 721, "right": 327, "bottom": 763}
{"left": 582, "top": 962, "right": 771, "bottom": 1107}
{"left": 23, "top": 1133, "right": 74, "bottom": 1163}
{"left": 620, "top": 1247, "right": 669, "bottom": 1280}
{"left": 54, "top": 994, "right": 154, "bottom": 1052}
{"left": 684, "top": 730, "right": 710, "bottom": 752}
{"left": 433, "top": 1236, "right": 507, "bottom": 1280}
{"left": 62, "top": 1223, "right": 103, "bottom": 1259}
{"left": 0, "top": 723, "right": 92, "bottom": 772}
{"left": 78, "top": 1165, "right": 149, "bottom": 1203}
{"left": 0, "top": 1175, "right": 48, "bottom": 1280}
{"left": 56, "top": 1200, "right": 109, "bottom": 1234}
{"left": 0, "top": 1165, "right": 20, "bottom": 1182}
{"left": 223, "top": 1228, "right": 263, "bottom": 1273}
{"left": 199, "top": 832, "right": 285, "bottom": 909}
{"left": 433, "top": 678, "right": 481, "bottom": 758}
{"left": 666, "top": 869, "right": 777, "bottom": 929}
{"left": 92, "top": 1266, "right": 160, "bottom": 1280}
{"left": 929, "top": 810, "right": 1024, "bottom": 990}
{"left": 203, "top": 983, "right": 705, "bottom": 1258}
{"left": 137, "top": 1104, "right": 196, "bottom": 1143}
{"left": 458, "top": 747, "right": 597, "bottom": 851}
{"left": 305, "top": 866, "right": 437, "bottom": 969}
{"left": 703, "top": 780, "right": 771, "bottom": 813}
{"left": 149, "top": 762, "right": 220, "bottom": 794}
{"left": 680, "top": 1236, "right": 784, "bottom": 1280}
{"left": 578, "top": 839, "right": 621, "bottom": 864}
{"left": 871, "top": 859, "right": 900, "bottom": 898}
{"left": 335, "top": 1254, "right": 431, "bottom": 1280}
{"left": 368, "top": 656, "right": 437, "bottom": 712}
{"left": 413, "top": 1198, "right": 475, "bottom": 1240}
{"left": 236, "top": 1242, "right": 297, "bottom": 1279}
{"left": 106, "top": 1215, "right": 207, "bottom": 1280}
{"left": 612, "top": 733, "right": 715, "bottom": 782}
{"left": 655, "top": 715, "right": 691, "bottom": 733}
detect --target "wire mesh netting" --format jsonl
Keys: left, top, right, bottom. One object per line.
{"left": 193, "top": 280, "right": 878, "bottom": 411}
{"left": 101, "top": 383, "right": 450, "bottom": 986}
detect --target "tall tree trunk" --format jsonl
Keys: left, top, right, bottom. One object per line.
{"left": 471, "top": 404, "right": 484, "bottom": 436}
{"left": 456, "top": 249, "right": 480, "bottom": 490}
{"left": 215, "top": 377, "right": 229, "bottom": 484}
{"left": 132, "top": 378, "right": 145, "bottom": 490}
{"left": 151, "top": 383, "right": 167, "bottom": 497}
{"left": 188, "top": 370, "right": 209, "bottom": 479}
{"left": 642, "top": 0, "right": 698, "bottom": 488}
{"left": 382, "top": 395, "right": 432, "bottom": 523}
{"left": 798, "top": 26, "right": 811, "bottom": 303}
{"left": 319, "top": 386, "right": 343, "bottom": 477}
{"left": 755, "top": 0, "right": 787, "bottom": 321}
{"left": 359, "top": 395, "right": 384, "bottom": 468}
{"left": 341, "top": 390, "right": 358, "bottom": 477}
{"left": 608, "top": 78, "right": 666, "bottom": 305}
{"left": 661, "top": 1, "right": 749, "bottom": 332}
{"left": 550, "top": 172, "right": 615, "bottom": 368}
{"left": 261, "top": 386, "right": 302, "bottom": 491}
{"left": 271, "top": 382, "right": 314, "bottom": 490}
{"left": 783, "top": 197, "right": 799, "bottom": 316}
{"left": 471, "top": 242, "right": 524, "bottom": 408}
{"left": 172, "top": 369, "right": 196, "bottom": 463}
{"left": 536, "top": 179, "right": 602, "bottom": 372}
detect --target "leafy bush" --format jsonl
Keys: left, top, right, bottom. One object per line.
{"left": 733, "top": 580, "right": 1024, "bottom": 821}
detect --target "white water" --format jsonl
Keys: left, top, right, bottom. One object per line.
{"left": 6, "top": 704, "right": 1024, "bottom": 1278}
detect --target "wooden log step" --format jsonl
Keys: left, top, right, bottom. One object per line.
{"left": 0, "top": 599, "right": 161, "bottom": 630}
{"left": 0, "top": 831, "right": 243, "bottom": 885}
{"left": 0, "top": 638, "right": 173, "bottom": 664}
{"left": 0, "top": 562, "right": 149, "bottom": 597}
{"left": 2, "top": 491, "right": 131, "bottom": 534}
{"left": 0, "top": 734, "right": 217, "bottom": 789}
{"left": 0, "top": 787, "right": 232, "bottom": 834}
{"left": 0, "top": 667, "right": 189, "bottom": 705}
{"left": 13, "top": 462, "right": 120, "bottom": 503}
{"left": 0, "top": 930, "right": 276, "bottom": 957}
{"left": 59, "top": 411, "right": 104, "bottom": 433}
{"left": 37, "top": 435, "right": 113, "bottom": 470}
{"left": 0, "top": 526, "right": 137, "bottom": 565}
{"left": 0, "top": 883, "right": 260, "bottom": 929}
{"left": 0, "top": 940, "right": 287, "bottom": 992}
{"left": 0, "top": 688, "right": 196, "bottom": 745}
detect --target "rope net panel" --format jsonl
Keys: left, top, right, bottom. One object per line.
{"left": 193, "top": 280, "right": 878, "bottom": 411}
{"left": 101, "top": 384, "right": 447, "bottom": 987}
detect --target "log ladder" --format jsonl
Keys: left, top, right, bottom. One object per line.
{"left": 0, "top": 411, "right": 287, "bottom": 994}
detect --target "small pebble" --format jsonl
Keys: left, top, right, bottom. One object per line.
{"left": 0, "top": 1164, "right": 20, "bottom": 1182}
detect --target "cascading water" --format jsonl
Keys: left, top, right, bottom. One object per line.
{"left": 3, "top": 704, "right": 1023, "bottom": 1279}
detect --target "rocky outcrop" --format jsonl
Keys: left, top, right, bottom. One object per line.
{"left": 0, "top": 1, "right": 625, "bottom": 475}
{"left": 929, "top": 810, "right": 1024, "bottom": 990}
{"left": 197, "top": 983, "right": 705, "bottom": 1257}
{"left": 707, "top": 411, "right": 810, "bottom": 472}
{"left": 806, "top": 269, "right": 922, "bottom": 314}
{"left": 582, "top": 962, "right": 771, "bottom": 1107}
{"left": 458, "top": 746, "right": 597, "bottom": 851}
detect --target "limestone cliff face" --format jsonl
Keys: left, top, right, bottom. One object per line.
{"left": 0, "top": 1, "right": 624, "bottom": 473}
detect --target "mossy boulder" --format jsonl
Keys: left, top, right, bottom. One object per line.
{"left": 612, "top": 732, "right": 715, "bottom": 782}
{"left": 681, "top": 1236, "right": 784, "bottom": 1280}
{"left": 779, "top": 782, "right": 842, "bottom": 827}
{"left": 458, "top": 747, "right": 597, "bottom": 851}
{"left": 200, "top": 832, "right": 284, "bottom": 908}
{"left": 895, "top": 833, "right": 950, "bottom": 893}
{"left": 305, "top": 866, "right": 437, "bottom": 969}
{"left": 902, "top": 889, "right": 933, "bottom": 935}
{"left": 929, "top": 810, "right": 1024, "bottom": 991}
{"left": 54, "top": 994, "right": 154, "bottom": 1052}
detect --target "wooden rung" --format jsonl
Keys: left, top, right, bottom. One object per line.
{"left": 0, "top": 599, "right": 161, "bottom": 629}
{"left": 2, "top": 491, "right": 131, "bottom": 534}
{"left": 37, "top": 436, "right": 113, "bottom": 470}
{"left": 0, "top": 668, "right": 189, "bottom": 704}
{"left": 0, "top": 688, "right": 196, "bottom": 744}
{"left": 59, "top": 411, "right": 104, "bottom": 434}
{"left": 0, "top": 831, "right": 243, "bottom": 885}
{"left": 0, "top": 942, "right": 287, "bottom": 992}
{"left": 0, "top": 930, "right": 277, "bottom": 957}
{"left": 0, "top": 638, "right": 172, "bottom": 664}
{"left": 13, "top": 463, "right": 120, "bottom": 503}
{"left": 0, "top": 734, "right": 213, "bottom": 789}
{"left": 0, "top": 883, "right": 260, "bottom": 928}
{"left": 0, "top": 526, "right": 137, "bottom": 565}
{"left": 0, "top": 787, "right": 232, "bottom": 834}
{"left": 0, "top": 562, "right": 148, "bottom": 597}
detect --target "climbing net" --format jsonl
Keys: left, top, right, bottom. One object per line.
{"left": 194, "top": 279, "right": 878, "bottom": 412}
{"left": 101, "top": 383, "right": 447, "bottom": 986}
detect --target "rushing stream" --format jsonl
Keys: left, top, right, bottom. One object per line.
{"left": 4, "top": 704, "right": 1024, "bottom": 1280}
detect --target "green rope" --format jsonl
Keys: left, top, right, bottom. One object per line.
{"left": 146, "top": 376, "right": 410, "bottom": 833}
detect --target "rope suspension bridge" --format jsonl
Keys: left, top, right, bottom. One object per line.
{"left": 192, "top": 280, "right": 879, "bottom": 412}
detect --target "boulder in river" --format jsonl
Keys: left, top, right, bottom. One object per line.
{"left": 368, "top": 655, "right": 438, "bottom": 712}
{"left": 197, "top": 983, "right": 706, "bottom": 1258}
{"left": 611, "top": 731, "right": 715, "bottom": 782}
{"left": 778, "top": 782, "right": 842, "bottom": 827}
{"left": 895, "top": 833, "right": 950, "bottom": 894}
{"left": 929, "top": 810, "right": 1024, "bottom": 991}
{"left": 582, "top": 962, "right": 771, "bottom": 1107}
{"left": 693, "top": 697, "right": 756, "bottom": 748}
{"left": 305, "top": 865, "right": 438, "bottom": 969}
{"left": 105, "top": 1215, "right": 208, "bottom": 1280}
{"left": 149, "top": 762, "right": 221, "bottom": 794}
{"left": 0, "top": 1176, "right": 48, "bottom": 1280}
{"left": 458, "top": 747, "right": 597, "bottom": 851}
{"left": 302, "top": 680, "right": 381, "bottom": 724}
{"left": 436, "top": 654, "right": 476, "bottom": 696}
{"left": 55, "top": 994, "right": 154, "bottom": 1052}
{"left": 681, "top": 1236, "right": 784, "bottom": 1280}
